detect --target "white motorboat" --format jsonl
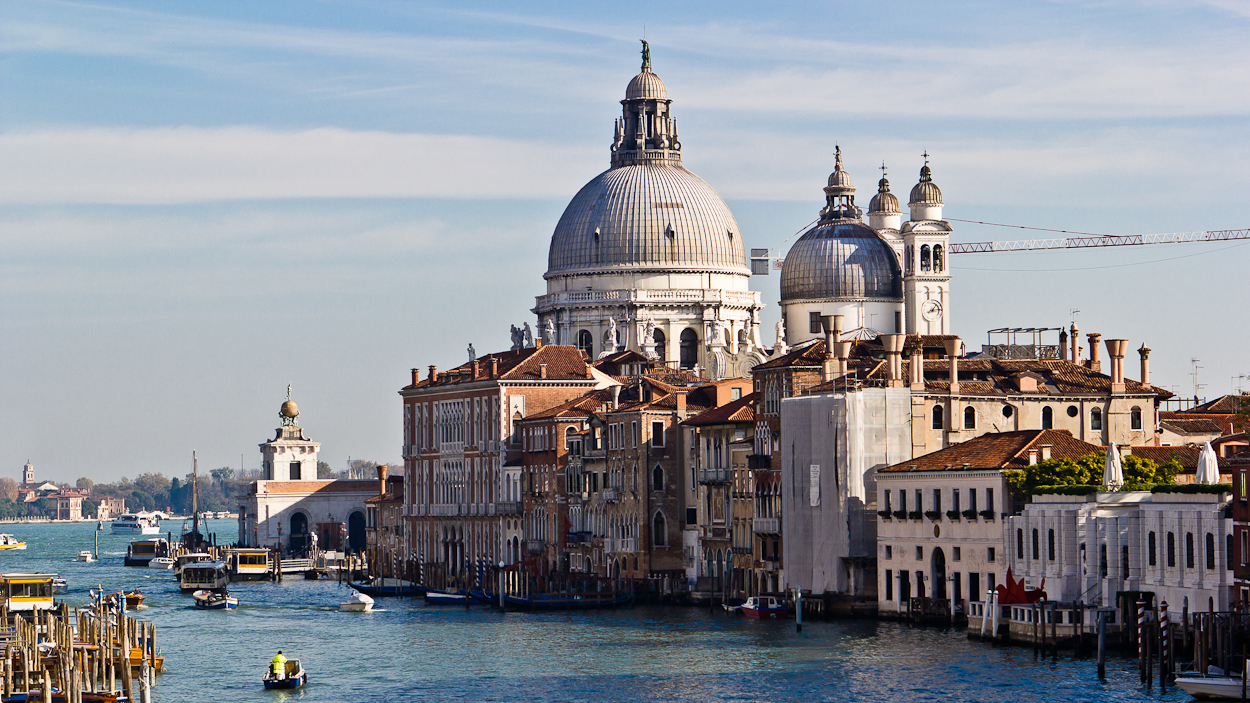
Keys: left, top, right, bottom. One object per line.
{"left": 339, "top": 590, "right": 375, "bottom": 612}
{"left": 192, "top": 589, "right": 238, "bottom": 610}
{"left": 1175, "top": 672, "right": 1249, "bottom": 699}
{"left": 0, "top": 534, "right": 27, "bottom": 551}
{"left": 148, "top": 557, "right": 175, "bottom": 570}
{"left": 76, "top": 551, "right": 96, "bottom": 562}
{"left": 112, "top": 514, "right": 160, "bottom": 535}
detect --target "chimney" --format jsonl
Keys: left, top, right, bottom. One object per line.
{"left": 882, "top": 334, "right": 906, "bottom": 387}
{"left": 820, "top": 315, "right": 836, "bottom": 383}
{"left": 1059, "top": 329, "right": 1069, "bottom": 361}
{"left": 411, "top": 367, "right": 419, "bottom": 386}
{"left": 1138, "top": 344, "right": 1152, "bottom": 388}
{"left": 428, "top": 365, "right": 438, "bottom": 383}
{"left": 676, "top": 389, "right": 687, "bottom": 415}
{"left": 539, "top": 363, "right": 548, "bottom": 380}
{"left": 1086, "top": 333, "right": 1101, "bottom": 372}
{"left": 471, "top": 362, "right": 479, "bottom": 381}
{"left": 1070, "top": 321, "right": 1080, "bottom": 364}
{"left": 377, "top": 464, "right": 388, "bottom": 496}
{"left": 1039, "top": 445, "right": 1052, "bottom": 461}
{"left": 834, "top": 341, "right": 853, "bottom": 378}
{"left": 1105, "top": 338, "right": 1127, "bottom": 392}
{"left": 611, "top": 385, "right": 621, "bottom": 410}
{"left": 1028, "top": 448, "right": 1039, "bottom": 465}
{"left": 490, "top": 358, "right": 499, "bottom": 378}
{"left": 910, "top": 348, "right": 925, "bottom": 390}
{"left": 943, "top": 337, "right": 962, "bottom": 395}
{"left": 535, "top": 337, "right": 544, "bottom": 348}
{"left": 833, "top": 314, "right": 845, "bottom": 342}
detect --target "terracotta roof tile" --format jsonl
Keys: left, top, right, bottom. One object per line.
{"left": 880, "top": 430, "right": 1101, "bottom": 473}
{"left": 682, "top": 393, "right": 757, "bottom": 426}
{"left": 405, "top": 345, "right": 593, "bottom": 389}
{"left": 257, "top": 480, "right": 378, "bottom": 494}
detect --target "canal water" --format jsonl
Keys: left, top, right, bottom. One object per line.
{"left": 1, "top": 520, "right": 1189, "bottom": 702}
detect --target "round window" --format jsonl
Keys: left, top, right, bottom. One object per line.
{"left": 1067, "top": 405, "right": 1079, "bottom": 417}
{"left": 1002, "top": 405, "right": 1014, "bottom": 418}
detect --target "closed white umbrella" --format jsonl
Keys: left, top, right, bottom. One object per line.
{"left": 1196, "top": 441, "right": 1221, "bottom": 485}
{"left": 1103, "top": 443, "right": 1124, "bottom": 490}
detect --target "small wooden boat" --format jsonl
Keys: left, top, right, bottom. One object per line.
{"left": 339, "top": 590, "right": 374, "bottom": 612}
{"left": 425, "top": 590, "right": 469, "bottom": 605}
{"left": 1175, "top": 672, "right": 1249, "bottom": 699}
{"left": 76, "top": 551, "right": 96, "bottom": 562}
{"left": 741, "top": 596, "right": 788, "bottom": 619}
{"left": 263, "top": 658, "right": 307, "bottom": 689}
{"left": 148, "top": 557, "right": 175, "bottom": 570}
{"left": 102, "top": 590, "right": 144, "bottom": 609}
{"left": 0, "top": 535, "right": 27, "bottom": 551}
{"left": 348, "top": 579, "right": 426, "bottom": 598}
{"left": 192, "top": 589, "right": 238, "bottom": 610}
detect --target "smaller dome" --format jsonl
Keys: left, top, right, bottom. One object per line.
{"left": 868, "top": 176, "right": 900, "bottom": 214}
{"left": 625, "top": 70, "right": 668, "bottom": 100}
{"left": 909, "top": 164, "right": 943, "bottom": 205}
{"left": 280, "top": 400, "right": 299, "bottom": 418}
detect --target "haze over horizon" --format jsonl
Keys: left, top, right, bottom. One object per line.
{"left": 3, "top": 0, "right": 1247, "bottom": 482}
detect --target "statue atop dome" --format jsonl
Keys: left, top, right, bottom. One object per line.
{"left": 280, "top": 384, "right": 299, "bottom": 427}
{"left": 641, "top": 39, "right": 651, "bottom": 72}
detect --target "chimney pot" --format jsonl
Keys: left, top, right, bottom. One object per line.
{"left": 539, "top": 363, "right": 548, "bottom": 379}
{"left": 1138, "top": 344, "right": 1152, "bottom": 388}
{"left": 676, "top": 389, "right": 687, "bottom": 415}
{"left": 490, "top": 358, "right": 499, "bottom": 378}
{"left": 943, "top": 337, "right": 962, "bottom": 394}
{"left": 1040, "top": 445, "right": 1052, "bottom": 461}
{"left": 377, "top": 464, "right": 388, "bottom": 496}
{"left": 411, "top": 367, "right": 419, "bottom": 386}
{"left": 1087, "top": 333, "right": 1102, "bottom": 372}
{"left": 1028, "top": 448, "right": 1039, "bottom": 465}
{"left": 832, "top": 314, "right": 845, "bottom": 341}
{"left": 428, "top": 365, "right": 438, "bottom": 382}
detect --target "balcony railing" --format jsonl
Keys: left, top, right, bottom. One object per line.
{"left": 429, "top": 504, "right": 462, "bottom": 517}
{"left": 494, "top": 501, "right": 521, "bottom": 515}
{"left": 526, "top": 539, "right": 545, "bottom": 554}
{"left": 566, "top": 531, "right": 593, "bottom": 544}
{"left": 603, "top": 488, "right": 619, "bottom": 502}
{"left": 753, "top": 517, "right": 781, "bottom": 534}
{"left": 698, "top": 468, "right": 731, "bottom": 484}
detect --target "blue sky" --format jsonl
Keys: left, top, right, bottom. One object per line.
{"left": 3, "top": 0, "right": 1248, "bottom": 482}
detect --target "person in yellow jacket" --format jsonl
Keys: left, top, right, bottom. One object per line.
{"left": 271, "top": 651, "right": 287, "bottom": 679}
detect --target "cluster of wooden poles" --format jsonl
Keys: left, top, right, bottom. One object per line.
{"left": 0, "top": 602, "right": 157, "bottom": 703}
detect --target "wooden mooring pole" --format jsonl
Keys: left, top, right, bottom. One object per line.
{"left": 1097, "top": 611, "right": 1106, "bottom": 679}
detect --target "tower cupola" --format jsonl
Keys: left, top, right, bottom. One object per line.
{"left": 867, "top": 164, "right": 902, "bottom": 232}
{"left": 908, "top": 155, "right": 944, "bottom": 221}
{"left": 820, "top": 146, "right": 860, "bottom": 221}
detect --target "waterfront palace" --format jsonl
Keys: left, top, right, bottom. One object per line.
{"left": 374, "top": 47, "right": 1250, "bottom": 621}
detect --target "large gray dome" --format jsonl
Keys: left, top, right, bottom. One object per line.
{"left": 780, "top": 221, "right": 903, "bottom": 302}
{"left": 545, "top": 164, "right": 749, "bottom": 277}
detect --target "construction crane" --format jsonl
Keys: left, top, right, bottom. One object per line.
{"left": 749, "top": 225, "right": 1250, "bottom": 274}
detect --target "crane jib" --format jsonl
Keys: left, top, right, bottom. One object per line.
{"left": 947, "top": 229, "right": 1250, "bottom": 254}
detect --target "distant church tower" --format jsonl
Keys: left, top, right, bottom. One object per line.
{"left": 22, "top": 461, "right": 34, "bottom": 486}
{"left": 259, "top": 392, "right": 320, "bottom": 481}
{"left": 900, "top": 158, "right": 952, "bottom": 335}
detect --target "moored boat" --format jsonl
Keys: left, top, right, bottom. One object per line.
{"left": 425, "top": 590, "right": 469, "bottom": 605}
{"left": 339, "top": 590, "right": 374, "bottom": 612}
{"left": 348, "top": 579, "right": 426, "bottom": 598}
{"left": 180, "top": 560, "right": 230, "bottom": 592}
{"left": 740, "top": 596, "right": 788, "bottom": 619}
{"left": 148, "top": 557, "right": 175, "bottom": 570}
{"left": 1175, "top": 672, "right": 1249, "bottom": 699}
{"left": 124, "top": 538, "right": 169, "bottom": 567}
{"left": 1, "top": 574, "right": 57, "bottom": 612}
{"left": 192, "top": 589, "right": 238, "bottom": 610}
{"left": 502, "top": 590, "right": 634, "bottom": 610}
{"left": 263, "top": 657, "right": 307, "bottom": 689}
{"left": 173, "top": 552, "right": 212, "bottom": 576}
{"left": 100, "top": 590, "right": 144, "bottom": 609}
{"left": 0, "top": 534, "right": 27, "bottom": 551}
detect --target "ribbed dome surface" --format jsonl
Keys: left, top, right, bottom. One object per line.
{"left": 780, "top": 221, "right": 903, "bottom": 301}
{"left": 909, "top": 165, "right": 943, "bottom": 205}
{"left": 868, "top": 177, "right": 900, "bottom": 214}
{"left": 546, "top": 164, "right": 749, "bottom": 277}
{"left": 625, "top": 71, "right": 668, "bottom": 100}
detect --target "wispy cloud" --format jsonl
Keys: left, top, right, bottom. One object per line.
{"left": 0, "top": 127, "right": 599, "bottom": 204}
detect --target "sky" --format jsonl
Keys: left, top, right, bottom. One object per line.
{"left": 2, "top": 0, "right": 1248, "bottom": 483}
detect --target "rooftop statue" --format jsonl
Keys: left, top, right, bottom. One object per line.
{"left": 640, "top": 39, "right": 650, "bottom": 71}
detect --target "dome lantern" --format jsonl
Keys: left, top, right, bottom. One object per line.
{"left": 820, "top": 146, "right": 860, "bottom": 221}
{"left": 908, "top": 153, "right": 944, "bottom": 221}
{"left": 867, "top": 162, "right": 902, "bottom": 231}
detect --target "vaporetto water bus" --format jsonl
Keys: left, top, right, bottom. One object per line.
{"left": 111, "top": 513, "right": 161, "bottom": 535}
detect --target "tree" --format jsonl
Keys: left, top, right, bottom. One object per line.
{"left": 76, "top": 477, "right": 94, "bottom": 493}
{"left": 83, "top": 499, "right": 99, "bottom": 518}
{"left": 1005, "top": 451, "right": 1180, "bottom": 498}
{"left": 210, "top": 467, "right": 234, "bottom": 484}
{"left": 317, "top": 461, "right": 334, "bottom": 479}
{"left": 0, "top": 478, "right": 17, "bottom": 502}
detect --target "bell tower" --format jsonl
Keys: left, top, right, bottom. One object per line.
{"left": 901, "top": 155, "right": 953, "bottom": 335}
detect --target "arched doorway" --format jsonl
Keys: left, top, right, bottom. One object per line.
{"left": 679, "top": 329, "right": 698, "bottom": 369}
{"left": 578, "top": 330, "right": 594, "bottom": 357}
{"left": 290, "top": 512, "right": 310, "bottom": 556}
{"left": 348, "top": 511, "right": 366, "bottom": 554}
{"left": 653, "top": 329, "right": 666, "bottom": 362}
{"left": 931, "top": 548, "right": 947, "bottom": 600}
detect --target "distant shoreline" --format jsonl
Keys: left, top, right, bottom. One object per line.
{"left": 0, "top": 515, "right": 238, "bottom": 525}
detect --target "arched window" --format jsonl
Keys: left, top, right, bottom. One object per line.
{"left": 1048, "top": 529, "right": 1055, "bottom": 561}
{"left": 652, "top": 465, "right": 664, "bottom": 492}
{"left": 1167, "top": 532, "right": 1176, "bottom": 567}
{"left": 653, "top": 512, "right": 667, "bottom": 547}
{"left": 964, "top": 406, "right": 976, "bottom": 430}
{"left": 932, "top": 405, "right": 944, "bottom": 430}
{"left": 1186, "top": 532, "right": 1195, "bottom": 569}
{"left": 1091, "top": 408, "right": 1103, "bottom": 431}
{"left": 1016, "top": 528, "right": 1024, "bottom": 558}
{"left": 905, "top": 244, "right": 914, "bottom": 276}
{"left": 1041, "top": 406, "right": 1053, "bottom": 429}
{"left": 1031, "top": 529, "right": 1039, "bottom": 560}
{"left": 679, "top": 329, "right": 698, "bottom": 369}
{"left": 1207, "top": 533, "right": 1216, "bottom": 569}
{"left": 920, "top": 244, "right": 931, "bottom": 272}
{"left": 933, "top": 244, "right": 944, "bottom": 272}
{"left": 1130, "top": 406, "right": 1142, "bottom": 430}
{"left": 577, "top": 329, "right": 594, "bottom": 357}
{"left": 653, "top": 329, "right": 666, "bottom": 362}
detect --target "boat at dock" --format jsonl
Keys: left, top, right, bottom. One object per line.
{"left": 173, "top": 552, "right": 212, "bottom": 576}
{"left": 425, "top": 590, "right": 469, "bottom": 605}
{"left": 148, "top": 557, "right": 175, "bottom": 570}
{"left": 180, "top": 560, "right": 230, "bottom": 592}
{"left": 340, "top": 590, "right": 374, "bottom": 612}
{"left": 224, "top": 548, "right": 271, "bottom": 581}
{"left": 348, "top": 579, "right": 426, "bottom": 598}
{"left": 741, "top": 596, "right": 788, "bottom": 619}
{"left": 111, "top": 513, "right": 160, "bottom": 535}
{"left": 1175, "top": 671, "right": 1250, "bottom": 699}
{"left": 263, "top": 658, "right": 307, "bottom": 689}
{"left": 0, "top": 534, "right": 27, "bottom": 551}
{"left": 99, "top": 589, "right": 145, "bottom": 610}
{"left": 1, "top": 574, "right": 56, "bottom": 612}
{"left": 124, "top": 538, "right": 169, "bottom": 567}
{"left": 76, "top": 550, "right": 96, "bottom": 562}
{"left": 192, "top": 588, "right": 238, "bottom": 610}
{"left": 502, "top": 590, "right": 634, "bottom": 610}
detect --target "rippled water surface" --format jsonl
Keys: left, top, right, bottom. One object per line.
{"left": 2, "top": 521, "right": 1191, "bottom": 702}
